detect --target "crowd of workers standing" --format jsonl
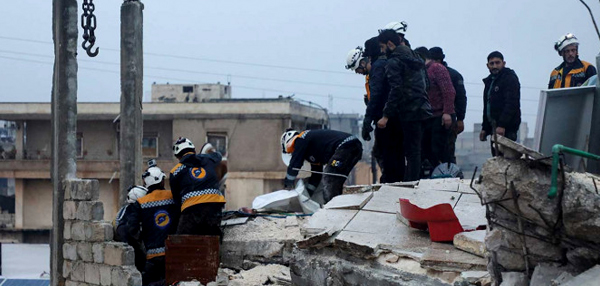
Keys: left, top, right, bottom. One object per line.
{"left": 345, "top": 21, "right": 597, "bottom": 183}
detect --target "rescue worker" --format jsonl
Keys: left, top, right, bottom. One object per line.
{"left": 114, "top": 185, "right": 147, "bottom": 273}
{"left": 345, "top": 46, "right": 371, "bottom": 105}
{"left": 380, "top": 21, "right": 410, "bottom": 47}
{"left": 549, "top": 33, "right": 597, "bottom": 89}
{"left": 362, "top": 36, "right": 405, "bottom": 183}
{"left": 281, "top": 129, "right": 362, "bottom": 203}
{"left": 169, "top": 137, "right": 226, "bottom": 236}
{"left": 127, "top": 164, "right": 177, "bottom": 285}
{"left": 377, "top": 29, "right": 432, "bottom": 182}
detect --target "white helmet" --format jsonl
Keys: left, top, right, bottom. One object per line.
{"left": 345, "top": 47, "right": 364, "bottom": 71}
{"left": 555, "top": 33, "right": 579, "bottom": 54}
{"left": 381, "top": 21, "right": 408, "bottom": 35}
{"left": 280, "top": 129, "right": 299, "bottom": 153}
{"left": 142, "top": 166, "right": 166, "bottom": 188}
{"left": 173, "top": 137, "right": 195, "bottom": 156}
{"left": 127, "top": 185, "right": 148, "bottom": 204}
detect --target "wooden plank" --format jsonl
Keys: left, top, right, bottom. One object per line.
{"left": 165, "top": 235, "right": 220, "bottom": 285}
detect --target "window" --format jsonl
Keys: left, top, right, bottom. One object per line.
{"left": 206, "top": 132, "right": 227, "bottom": 156}
{"left": 76, "top": 133, "right": 83, "bottom": 158}
{"left": 142, "top": 133, "right": 158, "bottom": 158}
{"left": 182, "top": 86, "right": 194, "bottom": 93}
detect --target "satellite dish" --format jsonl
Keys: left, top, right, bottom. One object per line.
{"left": 281, "top": 153, "right": 311, "bottom": 171}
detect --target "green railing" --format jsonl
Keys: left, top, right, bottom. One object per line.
{"left": 549, "top": 144, "right": 600, "bottom": 198}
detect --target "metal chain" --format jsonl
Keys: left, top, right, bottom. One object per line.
{"left": 81, "top": 0, "right": 99, "bottom": 57}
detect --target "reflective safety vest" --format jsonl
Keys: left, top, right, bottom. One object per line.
{"left": 549, "top": 60, "right": 595, "bottom": 89}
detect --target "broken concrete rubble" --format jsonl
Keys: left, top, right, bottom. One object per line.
{"left": 453, "top": 230, "right": 486, "bottom": 257}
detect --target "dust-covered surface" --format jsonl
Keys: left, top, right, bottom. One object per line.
{"left": 228, "top": 264, "right": 290, "bottom": 286}
{"left": 223, "top": 216, "right": 303, "bottom": 242}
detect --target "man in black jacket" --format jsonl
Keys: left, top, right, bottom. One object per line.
{"left": 377, "top": 29, "right": 432, "bottom": 182}
{"left": 362, "top": 36, "right": 404, "bottom": 183}
{"left": 429, "top": 47, "right": 467, "bottom": 164}
{"left": 281, "top": 129, "right": 362, "bottom": 203}
{"left": 479, "top": 51, "right": 521, "bottom": 156}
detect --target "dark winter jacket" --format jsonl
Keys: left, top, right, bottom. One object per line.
{"left": 444, "top": 63, "right": 467, "bottom": 121}
{"left": 365, "top": 56, "right": 389, "bottom": 121}
{"left": 169, "top": 152, "right": 226, "bottom": 213}
{"left": 548, "top": 58, "right": 597, "bottom": 89}
{"left": 482, "top": 67, "right": 521, "bottom": 134}
{"left": 127, "top": 188, "right": 178, "bottom": 259}
{"left": 383, "top": 45, "right": 432, "bottom": 121}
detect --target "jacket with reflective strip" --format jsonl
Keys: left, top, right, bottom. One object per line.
{"left": 549, "top": 59, "right": 596, "bottom": 89}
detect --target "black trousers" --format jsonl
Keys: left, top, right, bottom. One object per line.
{"left": 322, "top": 140, "right": 363, "bottom": 203}
{"left": 490, "top": 130, "right": 518, "bottom": 156}
{"left": 422, "top": 116, "right": 452, "bottom": 168}
{"left": 374, "top": 117, "right": 405, "bottom": 183}
{"left": 143, "top": 256, "right": 165, "bottom": 285}
{"left": 447, "top": 122, "right": 459, "bottom": 164}
{"left": 176, "top": 203, "right": 224, "bottom": 237}
{"left": 401, "top": 120, "right": 424, "bottom": 182}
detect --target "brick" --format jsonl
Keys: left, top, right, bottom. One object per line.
{"left": 71, "top": 261, "right": 85, "bottom": 282}
{"left": 66, "top": 179, "right": 100, "bottom": 201}
{"left": 92, "top": 243, "right": 104, "bottom": 263}
{"left": 76, "top": 201, "right": 104, "bottom": 221}
{"left": 84, "top": 263, "right": 100, "bottom": 284}
{"left": 99, "top": 265, "right": 112, "bottom": 286}
{"left": 64, "top": 220, "right": 72, "bottom": 240}
{"left": 63, "top": 260, "right": 72, "bottom": 279}
{"left": 63, "top": 201, "right": 77, "bottom": 220}
{"left": 63, "top": 242, "right": 78, "bottom": 261}
{"left": 71, "top": 221, "right": 88, "bottom": 241}
{"left": 104, "top": 242, "right": 134, "bottom": 266}
{"left": 86, "top": 221, "right": 113, "bottom": 241}
{"left": 112, "top": 266, "right": 141, "bottom": 286}
{"left": 77, "top": 242, "right": 93, "bottom": 262}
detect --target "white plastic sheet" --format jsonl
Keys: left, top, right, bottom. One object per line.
{"left": 252, "top": 180, "right": 320, "bottom": 214}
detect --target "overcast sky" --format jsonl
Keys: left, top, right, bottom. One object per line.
{"left": 1, "top": 0, "right": 599, "bottom": 135}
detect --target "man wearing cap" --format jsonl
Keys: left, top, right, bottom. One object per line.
{"left": 549, "top": 33, "right": 597, "bottom": 89}
{"left": 429, "top": 47, "right": 467, "bottom": 163}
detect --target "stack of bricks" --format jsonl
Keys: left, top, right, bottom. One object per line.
{"left": 62, "top": 179, "right": 142, "bottom": 286}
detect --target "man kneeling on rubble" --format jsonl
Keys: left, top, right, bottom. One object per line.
{"left": 170, "top": 137, "right": 226, "bottom": 236}
{"left": 281, "top": 129, "right": 362, "bottom": 204}
{"left": 127, "top": 162, "right": 178, "bottom": 285}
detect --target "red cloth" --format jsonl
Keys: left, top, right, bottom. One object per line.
{"left": 426, "top": 62, "right": 456, "bottom": 116}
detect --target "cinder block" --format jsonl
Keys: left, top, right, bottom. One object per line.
{"left": 64, "top": 220, "right": 72, "bottom": 240}
{"left": 71, "top": 221, "right": 88, "bottom": 241}
{"left": 63, "top": 201, "right": 77, "bottom": 220}
{"left": 99, "top": 264, "right": 112, "bottom": 286}
{"left": 77, "top": 242, "right": 93, "bottom": 262}
{"left": 66, "top": 179, "right": 100, "bottom": 201}
{"left": 76, "top": 201, "right": 104, "bottom": 221}
{"left": 111, "top": 266, "right": 142, "bottom": 286}
{"left": 63, "top": 260, "right": 72, "bottom": 279}
{"left": 92, "top": 243, "right": 105, "bottom": 263}
{"left": 104, "top": 242, "right": 135, "bottom": 266}
{"left": 63, "top": 242, "right": 78, "bottom": 261}
{"left": 86, "top": 221, "right": 113, "bottom": 241}
{"left": 84, "top": 262, "right": 100, "bottom": 284}
{"left": 70, "top": 261, "right": 85, "bottom": 282}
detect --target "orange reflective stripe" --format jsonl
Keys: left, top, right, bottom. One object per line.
{"left": 181, "top": 194, "right": 226, "bottom": 211}
{"left": 170, "top": 163, "right": 182, "bottom": 174}
{"left": 365, "top": 75, "right": 371, "bottom": 101}
{"left": 147, "top": 252, "right": 165, "bottom": 259}
{"left": 137, "top": 190, "right": 173, "bottom": 205}
{"left": 285, "top": 131, "right": 306, "bottom": 154}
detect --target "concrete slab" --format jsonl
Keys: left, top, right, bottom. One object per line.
{"left": 324, "top": 192, "right": 373, "bottom": 210}
{"left": 221, "top": 217, "right": 249, "bottom": 227}
{"left": 300, "top": 209, "right": 358, "bottom": 236}
{"left": 563, "top": 265, "right": 600, "bottom": 286}
{"left": 453, "top": 194, "right": 487, "bottom": 228}
{"left": 530, "top": 263, "right": 574, "bottom": 286}
{"left": 453, "top": 230, "right": 486, "bottom": 257}
{"left": 417, "top": 178, "right": 461, "bottom": 192}
{"left": 335, "top": 210, "right": 432, "bottom": 257}
{"left": 420, "top": 242, "right": 487, "bottom": 272}
{"left": 457, "top": 181, "right": 478, "bottom": 195}
{"left": 363, "top": 185, "right": 459, "bottom": 214}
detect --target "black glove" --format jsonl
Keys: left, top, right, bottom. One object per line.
{"left": 283, "top": 178, "right": 295, "bottom": 189}
{"left": 362, "top": 116, "right": 374, "bottom": 141}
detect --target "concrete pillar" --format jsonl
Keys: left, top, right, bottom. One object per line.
{"left": 14, "top": 179, "right": 23, "bottom": 229}
{"left": 15, "top": 121, "right": 24, "bottom": 160}
{"left": 51, "top": 0, "right": 78, "bottom": 285}
{"left": 119, "top": 1, "right": 144, "bottom": 206}
{"left": 588, "top": 53, "right": 600, "bottom": 174}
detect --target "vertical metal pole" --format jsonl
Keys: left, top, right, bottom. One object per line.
{"left": 120, "top": 0, "right": 144, "bottom": 206}
{"left": 51, "top": 0, "right": 78, "bottom": 285}
{"left": 588, "top": 53, "right": 600, "bottom": 174}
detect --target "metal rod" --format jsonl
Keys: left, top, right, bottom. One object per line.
{"left": 292, "top": 168, "right": 348, "bottom": 179}
{"left": 549, "top": 144, "right": 600, "bottom": 198}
